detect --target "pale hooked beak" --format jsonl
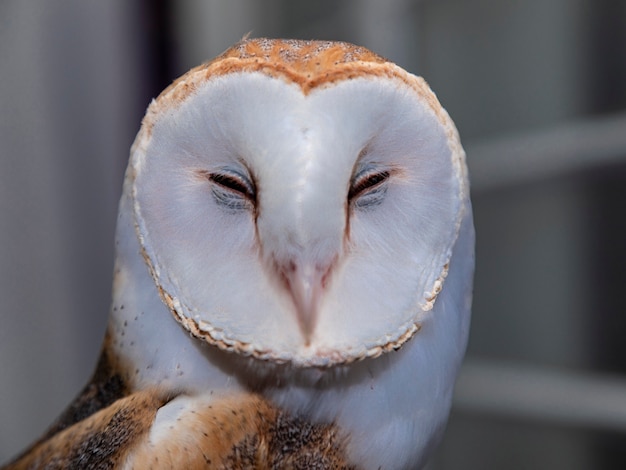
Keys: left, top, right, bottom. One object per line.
{"left": 279, "top": 261, "right": 331, "bottom": 345}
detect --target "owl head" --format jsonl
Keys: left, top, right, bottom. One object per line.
{"left": 120, "top": 38, "right": 470, "bottom": 369}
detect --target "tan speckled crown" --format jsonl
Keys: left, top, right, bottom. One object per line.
{"left": 180, "top": 38, "right": 389, "bottom": 94}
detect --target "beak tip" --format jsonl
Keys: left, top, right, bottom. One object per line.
{"left": 281, "top": 262, "right": 328, "bottom": 343}
{"left": 294, "top": 296, "right": 318, "bottom": 344}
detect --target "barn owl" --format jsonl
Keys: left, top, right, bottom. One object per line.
{"left": 4, "top": 38, "right": 473, "bottom": 469}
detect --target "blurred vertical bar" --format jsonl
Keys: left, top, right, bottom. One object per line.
{"left": 586, "top": 2, "right": 626, "bottom": 467}
{"left": 0, "top": 0, "right": 162, "bottom": 463}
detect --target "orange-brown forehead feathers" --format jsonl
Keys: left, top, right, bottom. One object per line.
{"left": 220, "top": 37, "right": 390, "bottom": 80}
{"left": 203, "top": 37, "right": 391, "bottom": 88}
{"left": 228, "top": 37, "right": 387, "bottom": 64}
{"left": 151, "top": 38, "right": 394, "bottom": 112}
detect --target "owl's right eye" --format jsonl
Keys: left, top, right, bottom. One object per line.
{"left": 208, "top": 170, "right": 256, "bottom": 210}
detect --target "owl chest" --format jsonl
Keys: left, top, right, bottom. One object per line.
{"left": 120, "top": 392, "right": 356, "bottom": 469}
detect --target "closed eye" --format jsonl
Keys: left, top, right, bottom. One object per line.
{"left": 349, "top": 170, "right": 390, "bottom": 207}
{"left": 206, "top": 170, "right": 256, "bottom": 210}
{"left": 210, "top": 173, "right": 255, "bottom": 200}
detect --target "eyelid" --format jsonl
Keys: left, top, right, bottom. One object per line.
{"left": 208, "top": 170, "right": 256, "bottom": 202}
{"left": 349, "top": 169, "right": 390, "bottom": 201}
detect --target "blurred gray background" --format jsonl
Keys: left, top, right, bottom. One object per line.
{"left": 2, "top": 1, "right": 626, "bottom": 468}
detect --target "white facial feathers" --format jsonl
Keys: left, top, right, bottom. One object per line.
{"left": 128, "top": 40, "right": 469, "bottom": 367}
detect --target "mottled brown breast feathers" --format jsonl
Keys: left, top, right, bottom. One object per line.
{"left": 4, "top": 390, "right": 354, "bottom": 469}
{"left": 125, "top": 394, "right": 354, "bottom": 469}
{"left": 3, "top": 391, "right": 166, "bottom": 470}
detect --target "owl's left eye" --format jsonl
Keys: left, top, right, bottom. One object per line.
{"left": 207, "top": 170, "right": 256, "bottom": 210}
{"left": 349, "top": 169, "right": 390, "bottom": 208}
